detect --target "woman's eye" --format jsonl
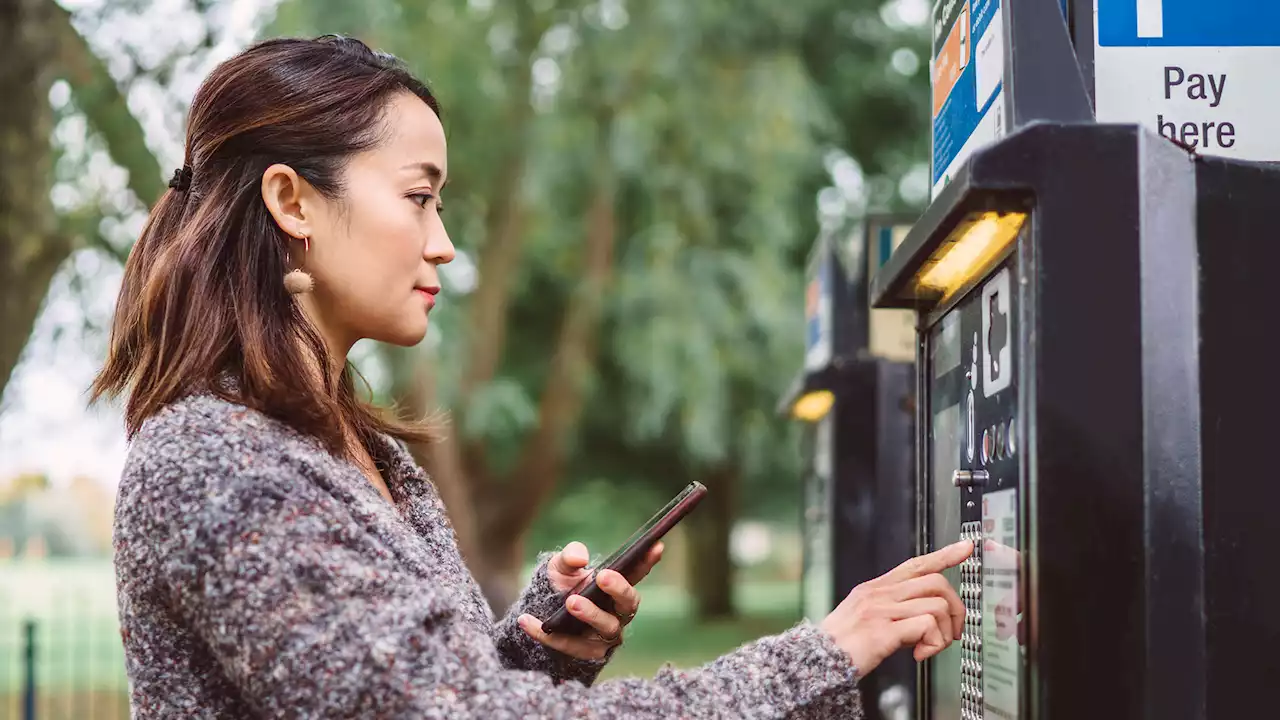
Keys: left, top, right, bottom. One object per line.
{"left": 410, "top": 193, "right": 436, "bottom": 208}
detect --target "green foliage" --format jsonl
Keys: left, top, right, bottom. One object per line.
{"left": 598, "top": 579, "right": 802, "bottom": 679}
{"left": 523, "top": 477, "right": 671, "bottom": 559}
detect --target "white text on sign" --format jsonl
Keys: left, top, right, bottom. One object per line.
{"left": 1157, "top": 66, "right": 1235, "bottom": 150}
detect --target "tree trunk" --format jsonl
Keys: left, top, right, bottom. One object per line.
{"left": 473, "top": 124, "right": 619, "bottom": 610}
{"left": 0, "top": 0, "right": 67, "bottom": 398}
{"left": 453, "top": 0, "right": 542, "bottom": 418}
{"left": 392, "top": 350, "right": 481, "bottom": 562}
{"left": 392, "top": 350, "right": 518, "bottom": 613}
{"left": 385, "top": 13, "right": 632, "bottom": 614}
{"left": 689, "top": 464, "right": 739, "bottom": 620}
{"left": 473, "top": 524, "right": 528, "bottom": 614}
{"left": 51, "top": 2, "right": 165, "bottom": 209}
{"left": 1, "top": 1, "right": 166, "bottom": 399}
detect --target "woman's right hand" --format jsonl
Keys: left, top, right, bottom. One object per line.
{"left": 819, "top": 540, "right": 973, "bottom": 676}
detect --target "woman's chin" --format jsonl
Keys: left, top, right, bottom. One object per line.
{"left": 374, "top": 320, "right": 429, "bottom": 348}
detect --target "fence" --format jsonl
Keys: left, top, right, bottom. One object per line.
{"left": 0, "top": 562, "right": 129, "bottom": 720}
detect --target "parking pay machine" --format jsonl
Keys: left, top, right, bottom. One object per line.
{"left": 872, "top": 0, "right": 1279, "bottom": 718}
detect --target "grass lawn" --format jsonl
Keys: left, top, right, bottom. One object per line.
{"left": 1, "top": 560, "right": 131, "bottom": 719}
{"left": 598, "top": 579, "right": 803, "bottom": 680}
{"left": 0, "top": 560, "right": 127, "bottom": 694}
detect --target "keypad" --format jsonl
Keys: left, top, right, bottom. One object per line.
{"left": 959, "top": 521, "right": 984, "bottom": 719}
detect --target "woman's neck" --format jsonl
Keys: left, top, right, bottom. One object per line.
{"left": 295, "top": 292, "right": 360, "bottom": 381}
{"left": 295, "top": 297, "right": 354, "bottom": 387}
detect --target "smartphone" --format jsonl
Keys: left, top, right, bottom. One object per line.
{"left": 542, "top": 481, "right": 708, "bottom": 635}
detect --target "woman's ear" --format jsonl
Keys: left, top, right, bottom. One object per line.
{"left": 261, "top": 163, "right": 311, "bottom": 240}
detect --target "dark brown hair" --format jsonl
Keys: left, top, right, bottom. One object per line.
{"left": 92, "top": 35, "right": 441, "bottom": 455}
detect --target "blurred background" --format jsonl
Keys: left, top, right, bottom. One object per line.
{"left": 0, "top": 0, "right": 931, "bottom": 715}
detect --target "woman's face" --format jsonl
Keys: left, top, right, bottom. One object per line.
{"left": 263, "top": 92, "right": 454, "bottom": 352}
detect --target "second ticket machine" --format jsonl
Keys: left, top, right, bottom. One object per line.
{"left": 783, "top": 222, "right": 919, "bottom": 720}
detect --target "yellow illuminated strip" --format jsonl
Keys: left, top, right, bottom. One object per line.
{"left": 914, "top": 211, "right": 1026, "bottom": 304}
{"left": 791, "top": 390, "right": 835, "bottom": 422}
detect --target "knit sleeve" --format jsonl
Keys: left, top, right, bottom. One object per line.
{"left": 491, "top": 552, "right": 614, "bottom": 685}
{"left": 124, "top": 420, "right": 862, "bottom": 719}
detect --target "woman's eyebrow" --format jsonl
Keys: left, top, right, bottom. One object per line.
{"left": 400, "top": 161, "right": 447, "bottom": 189}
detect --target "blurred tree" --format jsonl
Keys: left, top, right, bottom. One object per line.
{"left": 1, "top": 0, "right": 219, "bottom": 400}
{"left": 1, "top": 0, "right": 65, "bottom": 396}
{"left": 548, "top": 1, "right": 931, "bottom": 619}
{"left": 591, "top": 46, "right": 829, "bottom": 620}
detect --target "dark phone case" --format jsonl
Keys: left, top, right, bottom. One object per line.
{"left": 542, "top": 483, "right": 707, "bottom": 635}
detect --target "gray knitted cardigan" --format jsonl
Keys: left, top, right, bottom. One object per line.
{"left": 113, "top": 393, "right": 864, "bottom": 718}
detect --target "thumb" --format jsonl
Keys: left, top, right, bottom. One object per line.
{"left": 552, "top": 541, "right": 590, "bottom": 573}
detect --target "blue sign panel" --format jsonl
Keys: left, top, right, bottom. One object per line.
{"left": 931, "top": 0, "right": 1005, "bottom": 189}
{"left": 1098, "top": 0, "right": 1280, "bottom": 47}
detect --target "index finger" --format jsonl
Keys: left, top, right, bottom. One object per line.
{"left": 873, "top": 540, "right": 974, "bottom": 586}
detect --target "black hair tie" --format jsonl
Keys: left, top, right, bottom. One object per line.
{"left": 168, "top": 165, "right": 193, "bottom": 191}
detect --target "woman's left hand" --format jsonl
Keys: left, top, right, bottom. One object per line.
{"left": 517, "top": 540, "right": 664, "bottom": 660}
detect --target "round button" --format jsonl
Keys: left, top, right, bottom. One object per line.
{"left": 982, "top": 428, "right": 992, "bottom": 463}
{"left": 993, "top": 424, "right": 1004, "bottom": 460}
{"left": 1007, "top": 419, "right": 1017, "bottom": 456}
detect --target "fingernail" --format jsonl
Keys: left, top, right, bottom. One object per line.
{"left": 568, "top": 596, "right": 581, "bottom": 611}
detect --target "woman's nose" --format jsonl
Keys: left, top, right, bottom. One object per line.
{"left": 426, "top": 221, "right": 455, "bottom": 264}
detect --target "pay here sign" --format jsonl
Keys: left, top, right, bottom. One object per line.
{"left": 1094, "top": 0, "right": 1280, "bottom": 160}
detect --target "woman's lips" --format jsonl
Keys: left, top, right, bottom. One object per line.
{"left": 415, "top": 286, "right": 439, "bottom": 309}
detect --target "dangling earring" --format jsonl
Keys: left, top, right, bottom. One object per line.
{"left": 284, "top": 235, "right": 314, "bottom": 295}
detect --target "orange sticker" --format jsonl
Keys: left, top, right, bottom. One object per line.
{"left": 932, "top": 4, "right": 971, "bottom": 118}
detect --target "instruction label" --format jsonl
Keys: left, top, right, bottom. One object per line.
{"left": 982, "top": 488, "right": 1021, "bottom": 720}
{"left": 931, "top": 0, "right": 1007, "bottom": 199}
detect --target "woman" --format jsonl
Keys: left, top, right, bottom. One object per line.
{"left": 95, "top": 35, "right": 972, "bottom": 718}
